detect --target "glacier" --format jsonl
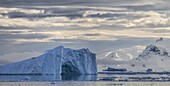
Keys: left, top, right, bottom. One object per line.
{"left": 0, "top": 46, "right": 97, "bottom": 75}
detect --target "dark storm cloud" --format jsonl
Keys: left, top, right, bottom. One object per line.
{"left": 0, "top": 0, "right": 167, "bottom": 9}
{"left": 1, "top": 11, "right": 56, "bottom": 19}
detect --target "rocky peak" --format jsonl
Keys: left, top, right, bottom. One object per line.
{"left": 156, "top": 37, "right": 163, "bottom": 42}
{"left": 138, "top": 45, "right": 169, "bottom": 60}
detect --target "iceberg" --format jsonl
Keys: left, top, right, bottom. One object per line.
{"left": 0, "top": 46, "right": 97, "bottom": 75}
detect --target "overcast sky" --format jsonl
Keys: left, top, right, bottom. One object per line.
{"left": 0, "top": 0, "right": 170, "bottom": 64}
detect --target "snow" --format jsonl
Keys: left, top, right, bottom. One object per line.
{"left": 125, "top": 38, "right": 170, "bottom": 72}
{"left": 0, "top": 46, "right": 97, "bottom": 75}
{"left": 103, "top": 46, "right": 145, "bottom": 61}
{"left": 137, "top": 45, "right": 169, "bottom": 60}
{"left": 99, "top": 38, "right": 170, "bottom": 72}
{"left": 97, "top": 46, "right": 145, "bottom": 72}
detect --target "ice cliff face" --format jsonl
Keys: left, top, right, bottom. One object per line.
{"left": 0, "top": 46, "right": 97, "bottom": 75}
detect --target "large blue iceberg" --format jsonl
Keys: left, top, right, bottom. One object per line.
{"left": 0, "top": 46, "right": 97, "bottom": 75}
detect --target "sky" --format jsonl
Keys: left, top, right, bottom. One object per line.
{"left": 0, "top": 0, "right": 170, "bottom": 64}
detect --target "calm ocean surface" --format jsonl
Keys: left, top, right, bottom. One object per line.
{"left": 0, "top": 74, "right": 170, "bottom": 86}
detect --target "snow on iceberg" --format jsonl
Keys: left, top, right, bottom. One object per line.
{"left": 0, "top": 46, "right": 97, "bottom": 75}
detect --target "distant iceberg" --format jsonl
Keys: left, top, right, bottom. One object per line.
{"left": 103, "top": 67, "right": 127, "bottom": 72}
{"left": 0, "top": 46, "right": 97, "bottom": 75}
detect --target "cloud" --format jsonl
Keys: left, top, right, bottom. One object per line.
{"left": 1, "top": 0, "right": 170, "bottom": 66}
{"left": 0, "top": 0, "right": 160, "bottom": 6}
{"left": 0, "top": 51, "right": 42, "bottom": 64}
{"left": 1, "top": 27, "right": 170, "bottom": 44}
{"left": 1, "top": 6, "right": 170, "bottom": 29}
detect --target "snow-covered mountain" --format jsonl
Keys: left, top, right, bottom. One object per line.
{"left": 128, "top": 38, "right": 170, "bottom": 72}
{"left": 97, "top": 46, "right": 145, "bottom": 72}
{"left": 0, "top": 46, "right": 97, "bottom": 75}
{"left": 137, "top": 45, "right": 169, "bottom": 60}
{"left": 100, "top": 38, "right": 170, "bottom": 72}
{"left": 101, "top": 46, "right": 144, "bottom": 62}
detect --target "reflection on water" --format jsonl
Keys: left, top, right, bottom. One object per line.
{"left": 61, "top": 75, "right": 97, "bottom": 81}
{"left": 1, "top": 81, "right": 170, "bottom": 86}
{"left": 0, "top": 75, "right": 97, "bottom": 82}
{"left": 98, "top": 74, "right": 170, "bottom": 82}
{"left": 1, "top": 74, "right": 170, "bottom": 82}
